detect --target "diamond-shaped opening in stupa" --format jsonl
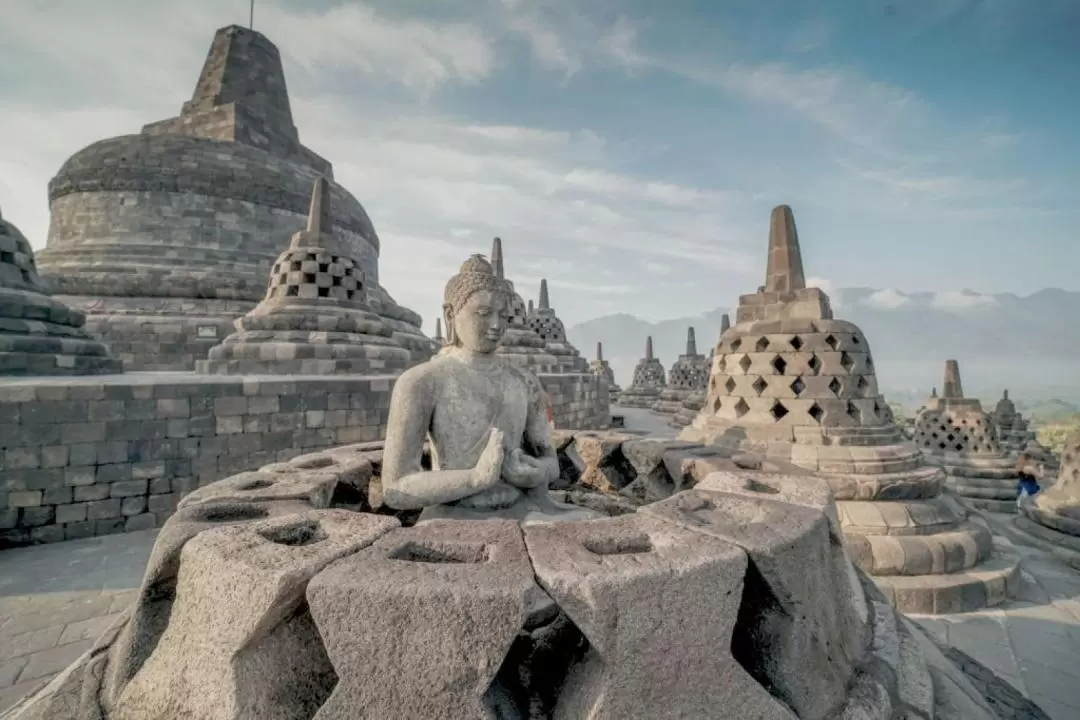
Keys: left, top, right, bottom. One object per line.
{"left": 846, "top": 401, "right": 860, "bottom": 423}
{"left": 828, "top": 378, "right": 842, "bottom": 396}
{"left": 771, "top": 355, "right": 787, "bottom": 375}
{"left": 790, "top": 377, "right": 805, "bottom": 397}
{"left": 840, "top": 351, "right": 854, "bottom": 372}
{"left": 808, "top": 402, "right": 824, "bottom": 424}
{"left": 734, "top": 398, "right": 750, "bottom": 417}
{"left": 789, "top": 336, "right": 803, "bottom": 351}
{"left": 825, "top": 334, "right": 838, "bottom": 350}
{"left": 770, "top": 401, "right": 789, "bottom": 422}
{"left": 807, "top": 354, "right": 821, "bottom": 375}
{"left": 752, "top": 377, "right": 768, "bottom": 396}
{"left": 855, "top": 375, "right": 869, "bottom": 395}
{"left": 738, "top": 355, "right": 752, "bottom": 373}
{"left": 725, "top": 377, "right": 737, "bottom": 394}
{"left": 730, "top": 338, "right": 742, "bottom": 352}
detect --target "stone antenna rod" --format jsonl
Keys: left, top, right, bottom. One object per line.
{"left": 764, "top": 204, "right": 807, "bottom": 293}
{"left": 942, "top": 359, "right": 964, "bottom": 399}
{"left": 491, "top": 237, "right": 505, "bottom": 280}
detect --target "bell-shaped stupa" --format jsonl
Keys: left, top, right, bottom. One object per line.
{"left": 490, "top": 238, "right": 558, "bottom": 371}
{"left": 991, "top": 390, "right": 1036, "bottom": 453}
{"left": 0, "top": 205, "right": 122, "bottom": 375}
{"left": 618, "top": 336, "right": 666, "bottom": 408}
{"left": 35, "top": 24, "right": 430, "bottom": 370}
{"left": 681, "top": 205, "right": 1019, "bottom": 613}
{"left": 587, "top": 342, "right": 620, "bottom": 404}
{"left": 525, "top": 279, "right": 587, "bottom": 372}
{"left": 196, "top": 178, "right": 410, "bottom": 374}
{"left": 914, "top": 361, "right": 1022, "bottom": 514}
{"left": 674, "top": 314, "right": 728, "bottom": 428}
{"left": 652, "top": 327, "right": 709, "bottom": 419}
{"left": 1021, "top": 430, "right": 1080, "bottom": 535}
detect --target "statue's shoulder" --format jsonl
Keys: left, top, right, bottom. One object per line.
{"left": 505, "top": 363, "right": 545, "bottom": 397}
{"left": 392, "top": 356, "right": 453, "bottom": 395}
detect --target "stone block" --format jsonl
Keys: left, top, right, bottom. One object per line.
{"left": 30, "top": 524, "right": 65, "bottom": 544}
{"left": 64, "top": 520, "right": 95, "bottom": 540}
{"left": 42, "top": 486, "right": 73, "bottom": 506}
{"left": 74, "top": 484, "right": 110, "bottom": 502}
{"left": 95, "top": 517, "right": 127, "bottom": 535}
{"left": 114, "top": 511, "right": 397, "bottom": 720}
{"left": 55, "top": 502, "right": 88, "bottom": 524}
{"left": 525, "top": 513, "right": 793, "bottom": 720}
{"left": 5, "top": 447, "right": 40, "bottom": 470}
{"left": 20, "top": 505, "right": 54, "bottom": 527}
{"left": 9, "top": 490, "right": 42, "bottom": 508}
{"left": 96, "top": 463, "right": 133, "bottom": 484}
{"left": 40, "top": 445, "right": 70, "bottom": 468}
{"left": 87, "top": 498, "right": 122, "bottom": 521}
{"left": 307, "top": 520, "right": 535, "bottom": 719}
{"left": 121, "top": 496, "right": 148, "bottom": 516}
{"left": 178, "top": 467, "right": 339, "bottom": 511}
{"left": 61, "top": 422, "right": 106, "bottom": 444}
{"left": 125, "top": 513, "right": 158, "bottom": 531}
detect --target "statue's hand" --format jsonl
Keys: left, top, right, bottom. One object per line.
{"left": 471, "top": 429, "right": 505, "bottom": 492}
{"left": 502, "top": 449, "right": 556, "bottom": 489}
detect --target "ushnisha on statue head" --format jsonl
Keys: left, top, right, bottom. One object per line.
{"left": 441, "top": 254, "right": 510, "bottom": 354}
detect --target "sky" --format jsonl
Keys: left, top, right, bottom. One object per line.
{"left": 1, "top": 0, "right": 1078, "bottom": 331}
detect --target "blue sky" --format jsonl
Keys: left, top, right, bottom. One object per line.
{"left": 1, "top": 0, "right": 1078, "bottom": 329}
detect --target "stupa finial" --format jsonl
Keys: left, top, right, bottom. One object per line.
{"left": 686, "top": 327, "right": 697, "bottom": 356}
{"left": 931, "top": 387, "right": 938, "bottom": 398}
{"left": 764, "top": 204, "right": 806, "bottom": 293}
{"left": 289, "top": 176, "right": 335, "bottom": 250}
{"left": 491, "top": 237, "right": 505, "bottom": 280}
{"left": 539, "top": 279, "right": 550, "bottom": 310}
{"left": 434, "top": 317, "right": 444, "bottom": 342}
{"left": 1003, "top": 389, "right": 1009, "bottom": 400}
{"left": 527, "top": 299, "right": 534, "bottom": 315}
{"left": 942, "top": 359, "right": 964, "bottom": 399}
{"left": 720, "top": 313, "right": 730, "bottom": 335}
{"left": 596, "top": 342, "right": 604, "bottom": 362}
{"left": 646, "top": 335, "right": 654, "bottom": 361}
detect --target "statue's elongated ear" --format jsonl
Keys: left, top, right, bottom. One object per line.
{"left": 443, "top": 304, "right": 457, "bottom": 346}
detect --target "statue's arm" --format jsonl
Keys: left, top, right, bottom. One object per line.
{"left": 519, "top": 375, "right": 559, "bottom": 486}
{"left": 380, "top": 369, "right": 488, "bottom": 510}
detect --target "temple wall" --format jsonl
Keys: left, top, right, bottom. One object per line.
{"left": 540, "top": 372, "right": 611, "bottom": 431}
{"left": 1, "top": 372, "right": 610, "bottom": 547}
{"left": 0, "top": 374, "right": 393, "bottom": 548}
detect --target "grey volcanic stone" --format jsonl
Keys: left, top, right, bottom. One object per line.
{"left": 524, "top": 513, "right": 795, "bottom": 720}
{"left": 112, "top": 510, "right": 398, "bottom": 719}
{"left": 306, "top": 520, "right": 536, "bottom": 719}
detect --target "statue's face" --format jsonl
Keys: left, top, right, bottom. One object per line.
{"left": 451, "top": 289, "right": 505, "bottom": 354}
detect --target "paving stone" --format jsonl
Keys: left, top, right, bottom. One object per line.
{"left": 0, "top": 656, "right": 29, "bottom": 689}
{"left": 17, "top": 639, "right": 94, "bottom": 682}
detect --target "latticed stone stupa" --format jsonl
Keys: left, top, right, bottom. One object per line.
{"left": 913, "top": 361, "right": 1021, "bottom": 514}
{"left": 674, "top": 314, "right": 728, "bottom": 428}
{"left": 681, "top": 205, "right": 1019, "bottom": 613}
{"left": 0, "top": 205, "right": 122, "bottom": 375}
{"left": 490, "top": 238, "right": 558, "bottom": 371}
{"left": 618, "top": 336, "right": 667, "bottom": 408}
{"left": 587, "top": 342, "right": 620, "bottom": 404}
{"left": 991, "top": 390, "right": 1036, "bottom": 453}
{"left": 196, "top": 178, "right": 410, "bottom": 374}
{"left": 652, "top": 327, "right": 709, "bottom": 419}
{"left": 1015, "top": 429, "right": 1080, "bottom": 560}
{"left": 526, "top": 279, "right": 587, "bottom": 372}
{"left": 35, "top": 24, "right": 431, "bottom": 370}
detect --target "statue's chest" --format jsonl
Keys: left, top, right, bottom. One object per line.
{"left": 432, "top": 369, "right": 531, "bottom": 451}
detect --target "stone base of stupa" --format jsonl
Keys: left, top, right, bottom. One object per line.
{"left": 650, "top": 387, "right": 690, "bottom": 418}
{"left": 618, "top": 386, "right": 662, "bottom": 409}
{"left": 0, "top": 288, "right": 124, "bottom": 376}
{"left": 1006, "top": 507, "right": 1080, "bottom": 571}
{"left": 672, "top": 391, "right": 704, "bottom": 428}
{"left": 197, "top": 307, "right": 411, "bottom": 375}
{"left": 928, "top": 454, "right": 1021, "bottom": 514}
{"left": 680, "top": 421, "right": 1021, "bottom": 614}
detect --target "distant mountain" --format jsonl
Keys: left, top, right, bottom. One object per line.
{"left": 567, "top": 288, "right": 1080, "bottom": 404}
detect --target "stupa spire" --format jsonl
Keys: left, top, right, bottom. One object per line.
{"left": 596, "top": 342, "right": 604, "bottom": 362}
{"left": 686, "top": 327, "right": 697, "bottom": 356}
{"left": 528, "top": 299, "right": 534, "bottom": 315}
{"left": 290, "top": 177, "right": 335, "bottom": 250}
{"left": 539, "top": 279, "right": 550, "bottom": 310}
{"left": 1003, "top": 389, "right": 1009, "bottom": 400}
{"left": 646, "top": 336, "right": 654, "bottom": 361}
{"left": 491, "top": 237, "right": 505, "bottom": 280}
{"left": 434, "top": 317, "right": 444, "bottom": 343}
{"left": 764, "top": 204, "right": 806, "bottom": 293}
{"left": 720, "top": 313, "right": 731, "bottom": 335}
{"left": 942, "top": 360, "right": 964, "bottom": 399}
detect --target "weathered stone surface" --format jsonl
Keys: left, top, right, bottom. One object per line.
{"left": 0, "top": 207, "right": 122, "bottom": 376}
{"left": 572, "top": 432, "right": 637, "bottom": 493}
{"left": 176, "top": 469, "right": 338, "bottom": 510}
{"left": 306, "top": 520, "right": 535, "bottom": 719}
{"left": 643, "top": 488, "right": 867, "bottom": 719}
{"left": 1024, "top": 428, "right": 1080, "bottom": 540}
{"left": 113, "top": 510, "right": 397, "bottom": 719}
{"left": 524, "top": 512, "right": 795, "bottom": 719}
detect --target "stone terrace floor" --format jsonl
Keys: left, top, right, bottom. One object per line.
{"left": 0, "top": 408, "right": 1078, "bottom": 717}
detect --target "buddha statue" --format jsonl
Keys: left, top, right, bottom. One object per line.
{"left": 381, "top": 254, "right": 597, "bottom": 524}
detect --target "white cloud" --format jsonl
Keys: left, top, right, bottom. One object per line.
{"left": 806, "top": 276, "right": 844, "bottom": 308}
{"left": 930, "top": 290, "right": 998, "bottom": 311}
{"left": 864, "top": 288, "right": 911, "bottom": 310}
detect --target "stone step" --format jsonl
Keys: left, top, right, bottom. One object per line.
{"left": 870, "top": 549, "right": 1021, "bottom": 614}
{"left": 965, "top": 498, "right": 1018, "bottom": 514}
{"left": 847, "top": 522, "right": 993, "bottom": 577}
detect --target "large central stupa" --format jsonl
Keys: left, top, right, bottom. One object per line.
{"left": 35, "top": 24, "right": 430, "bottom": 370}
{"left": 681, "top": 205, "right": 1020, "bottom": 613}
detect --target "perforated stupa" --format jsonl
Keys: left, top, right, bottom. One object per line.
{"left": 991, "top": 390, "right": 1037, "bottom": 453}
{"left": 652, "top": 326, "right": 710, "bottom": 419}
{"left": 587, "top": 342, "right": 620, "bottom": 404}
{"left": 681, "top": 205, "right": 1020, "bottom": 613}
{"left": 196, "top": 178, "right": 410, "bottom": 374}
{"left": 674, "top": 314, "right": 728, "bottom": 428}
{"left": 525, "top": 279, "right": 587, "bottom": 372}
{"left": 1017, "top": 429, "right": 1080, "bottom": 549}
{"left": 618, "top": 336, "right": 666, "bottom": 409}
{"left": 0, "top": 206, "right": 122, "bottom": 375}
{"left": 491, "top": 238, "right": 558, "bottom": 371}
{"left": 35, "top": 24, "right": 431, "bottom": 370}
{"left": 913, "top": 360, "right": 1021, "bottom": 514}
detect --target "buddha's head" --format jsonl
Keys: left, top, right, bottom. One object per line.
{"left": 443, "top": 254, "right": 508, "bottom": 354}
